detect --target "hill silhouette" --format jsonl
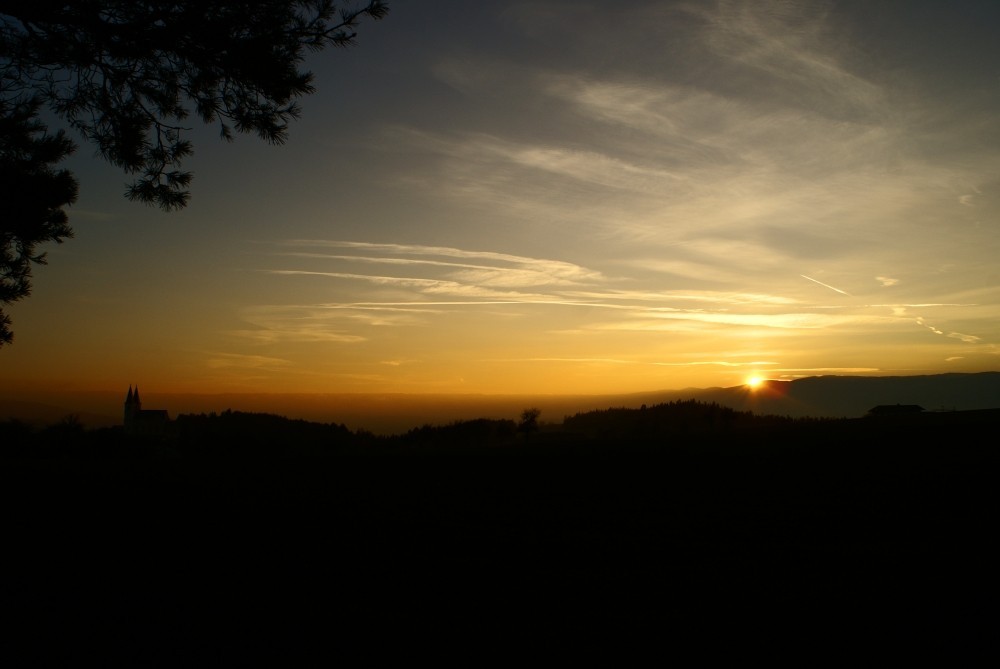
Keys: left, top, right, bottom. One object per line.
{"left": 2, "top": 395, "right": 995, "bottom": 659}
{"left": 710, "top": 371, "right": 1000, "bottom": 417}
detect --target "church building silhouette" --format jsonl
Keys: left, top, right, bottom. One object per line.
{"left": 123, "top": 386, "right": 170, "bottom": 435}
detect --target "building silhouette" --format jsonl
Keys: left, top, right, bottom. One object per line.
{"left": 123, "top": 386, "right": 170, "bottom": 435}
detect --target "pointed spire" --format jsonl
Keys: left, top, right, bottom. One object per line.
{"left": 126, "top": 386, "right": 133, "bottom": 403}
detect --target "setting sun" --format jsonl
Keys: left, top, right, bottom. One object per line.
{"left": 746, "top": 376, "right": 765, "bottom": 389}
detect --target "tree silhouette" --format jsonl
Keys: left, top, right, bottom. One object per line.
{"left": 0, "top": 0, "right": 388, "bottom": 345}
{"left": 0, "top": 98, "right": 77, "bottom": 345}
{"left": 518, "top": 408, "right": 541, "bottom": 439}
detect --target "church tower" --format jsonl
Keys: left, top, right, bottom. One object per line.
{"left": 124, "top": 385, "right": 141, "bottom": 428}
{"left": 123, "top": 385, "right": 169, "bottom": 435}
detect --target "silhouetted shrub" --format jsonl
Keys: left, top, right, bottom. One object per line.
{"left": 398, "top": 418, "right": 518, "bottom": 449}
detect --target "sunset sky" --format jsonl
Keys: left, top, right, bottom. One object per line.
{"left": 3, "top": 0, "right": 1000, "bottom": 400}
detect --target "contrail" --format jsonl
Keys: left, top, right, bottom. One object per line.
{"left": 800, "top": 274, "right": 850, "bottom": 296}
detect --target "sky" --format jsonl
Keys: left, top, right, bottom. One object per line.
{"left": 3, "top": 0, "right": 1000, "bottom": 402}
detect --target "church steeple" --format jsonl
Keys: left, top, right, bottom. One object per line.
{"left": 122, "top": 385, "right": 168, "bottom": 435}
{"left": 124, "top": 385, "right": 141, "bottom": 427}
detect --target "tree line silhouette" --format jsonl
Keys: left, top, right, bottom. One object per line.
{"left": 5, "top": 397, "right": 991, "bottom": 458}
{"left": 2, "top": 397, "right": 993, "bottom": 661}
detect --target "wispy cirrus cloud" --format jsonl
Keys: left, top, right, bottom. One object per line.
{"left": 601, "top": 310, "right": 898, "bottom": 332}
{"left": 247, "top": 239, "right": 988, "bottom": 351}
{"left": 278, "top": 240, "right": 605, "bottom": 284}
{"left": 947, "top": 332, "right": 981, "bottom": 344}
{"left": 562, "top": 288, "right": 799, "bottom": 306}
{"left": 214, "top": 1, "right": 1000, "bottom": 391}
{"left": 231, "top": 303, "right": 374, "bottom": 344}
{"left": 263, "top": 270, "right": 552, "bottom": 300}
{"left": 800, "top": 274, "right": 851, "bottom": 296}
{"left": 695, "top": 0, "right": 890, "bottom": 119}
{"left": 205, "top": 353, "right": 293, "bottom": 371}
{"left": 260, "top": 240, "right": 819, "bottom": 319}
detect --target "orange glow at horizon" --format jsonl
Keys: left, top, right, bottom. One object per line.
{"left": 3, "top": 3, "right": 1000, "bottom": 403}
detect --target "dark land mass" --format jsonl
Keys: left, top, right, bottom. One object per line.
{"left": 0, "top": 398, "right": 120, "bottom": 429}
{"left": 2, "top": 402, "right": 995, "bottom": 661}
{"left": 5, "top": 371, "right": 1000, "bottom": 434}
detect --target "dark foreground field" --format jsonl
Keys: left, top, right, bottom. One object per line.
{"left": 2, "top": 415, "right": 995, "bottom": 662}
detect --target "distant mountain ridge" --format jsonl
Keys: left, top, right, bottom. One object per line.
{"left": 633, "top": 372, "right": 1000, "bottom": 419}
{"left": 0, "top": 399, "right": 118, "bottom": 428}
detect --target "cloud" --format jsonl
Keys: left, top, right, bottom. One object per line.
{"left": 280, "top": 240, "right": 605, "bottom": 284}
{"left": 869, "top": 303, "right": 976, "bottom": 309}
{"left": 231, "top": 304, "right": 377, "bottom": 344}
{"left": 389, "top": 40, "right": 995, "bottom": 270}
{"left": 563, "top": 288, "right": 799, "bottom": 306}
{"left": 915, "top": 317, "right": 944, "bottom": 336}
{"left": 947, "top": 332, "right": 981, "bottom": 343}
{"left": 602, "top": 310, "right": 894, "bottom": 332}
{"left": 229, "top": 328, "right": 368, "bottom": 345}
{"left": 264, "top": 270, "right": 557, "bottom": 301}
{"left": 239, "top": 0, "right": 1000, "bottom": 385}
{"left": 492, "top": 357, "right": 781, "bottom": 369}
{"left": 651, "top": 360, "right": 780, "bottom": 368}
{"left": 205, "top": 353, "right": 292, "bottom": 370}
{"left": 279, "top": 253, "right": 587, "bottom": 288}
{"left": 248, "top": 237, "right": 948, "bottom": 353}
{"left": 770, "top": 368, "right": 882, "bottom": 374}
{"left": 800, "top": 274, "right": 851, "bottom": 296}
{"left": 694, "top": 0, "right": 890, "bottom": 120}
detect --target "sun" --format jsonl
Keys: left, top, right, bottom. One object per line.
{"left": 746, "top": 375, "right": 765, "bottom": 390}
